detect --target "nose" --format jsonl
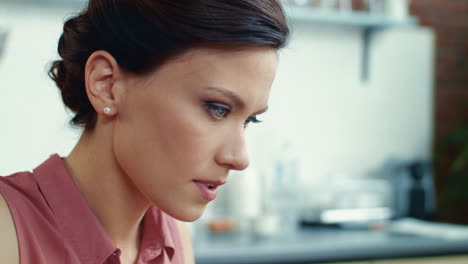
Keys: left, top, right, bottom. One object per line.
{"left": 215, "top": 128, "right": 250, "bottom": 171}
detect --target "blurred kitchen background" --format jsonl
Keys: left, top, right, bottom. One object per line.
{"left": 1, "top": 0, "right": 468, "bottom": 263}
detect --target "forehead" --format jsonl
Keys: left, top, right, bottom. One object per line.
{"left": 177, "top": 46, "right": 278, "bottom": 64}
{"left": 125, "top": 47, "right": 278, "bottom": 110}
{"left": 167, "top": 46, "right": 277, "bottom": 76}
{"left": 158, "top": 47, "right": 277, "bottom": 89}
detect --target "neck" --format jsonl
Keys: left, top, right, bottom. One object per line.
{"left": 64, "top": 127, "right": 151, "bottom": 259}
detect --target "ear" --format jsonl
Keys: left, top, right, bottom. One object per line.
{"left": 84, "top": 50, "right": 121, "bottom": 117}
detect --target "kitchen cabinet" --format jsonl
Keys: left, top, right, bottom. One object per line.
{"left": 329, "top": 254, "right": 468, "bottom": 264}
{"left": 194, "top": 227, "right": 468, "bottom": 264}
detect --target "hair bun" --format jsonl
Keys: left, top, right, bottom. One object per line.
{"left": 49, "top": 13, "right": 93, "bottom": 127}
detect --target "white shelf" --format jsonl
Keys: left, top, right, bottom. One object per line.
{"left": 284, "top": 6, "right": 418, "bottom": 81}
{"left": 285, "top": 6, "right": 418, "bottom": 28}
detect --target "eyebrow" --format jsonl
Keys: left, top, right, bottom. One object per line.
{"left": 205, "top": 86, "right": 268, "bottom": 115}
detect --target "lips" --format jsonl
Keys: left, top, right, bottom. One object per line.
{"left": 193, "top": 180, "right": 226, "bottom": 201}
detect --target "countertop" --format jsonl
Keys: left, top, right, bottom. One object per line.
{"left": 193, "top": 224, "right": 468, "bottom": 264}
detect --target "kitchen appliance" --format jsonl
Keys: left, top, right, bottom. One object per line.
{"left": 299, "top": 173, "right": 394, "bottom": 227}
{"left": 382, "top": 159, "right": 436, "bottom": 220}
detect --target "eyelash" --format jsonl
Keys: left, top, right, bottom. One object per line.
{"left": 244, "top": 116, "right": 262, "bottom": 128}
{"left": 204, "top": 102, "right": 231, "bottom": 120}
{"left": 203, "top": 101, "right": 262, "bottom": 128}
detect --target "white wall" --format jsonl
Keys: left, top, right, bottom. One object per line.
{"left": 249, "top": 21, "right": 434, "bottom": 188}
{"left": 0, "top": 3, "right": 434, "bottom": 189}
{"left": 0, "top": 3, "right": 84, "bottom": 174}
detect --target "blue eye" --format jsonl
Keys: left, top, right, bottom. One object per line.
{"left": 205, "top": 102, "right": 231, "bottom": 120}
{"left": 244, "top": 116, "right": 262, "bottom": 128}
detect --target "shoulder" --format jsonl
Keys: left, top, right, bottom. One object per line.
{"left": 0, "top": 171, "right": 37, "bottom": 196}
{"left": 0, "top": 190, "right": 19, "bottom": 264}
{"left": 0, "top": 171, "right": 45, "bottom": 219}
{"left": 0, "top": 171, "right": 53, "bottom": 264}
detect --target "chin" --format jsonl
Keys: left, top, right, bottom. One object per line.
{"left": 165, "top": 203, "right": 207, "bottom": 222}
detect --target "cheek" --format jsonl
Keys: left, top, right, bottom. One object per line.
{"left": 156, "top": 109, "right": 215, "bottom": 169}
{"left": 113, "top": 94, "right": 217, "bottom": 185}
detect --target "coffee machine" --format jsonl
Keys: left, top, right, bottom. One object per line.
{"left": 385, "top": 159, "right": 436, "bottom": 220}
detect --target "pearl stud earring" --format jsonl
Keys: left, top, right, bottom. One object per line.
{"left": 103, "top": 106, "right": 112, "bottom": 115}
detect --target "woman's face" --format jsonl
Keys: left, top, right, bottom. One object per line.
{"left": 112, "top": 47, "right": 278, "bottom": 221}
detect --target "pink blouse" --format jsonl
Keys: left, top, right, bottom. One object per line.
{"left": 0, "top": 154, "right": 184, "bottom": 264}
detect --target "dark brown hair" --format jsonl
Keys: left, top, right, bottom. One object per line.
{"left": 49, "top": 0, "right": 290, "bottom": 130}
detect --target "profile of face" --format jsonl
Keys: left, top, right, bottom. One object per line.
{"left": 87, "top": 47, "right": 278, "bottom": 222}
